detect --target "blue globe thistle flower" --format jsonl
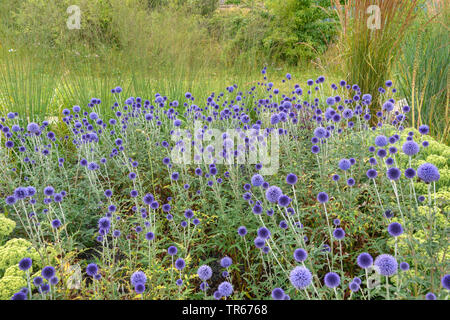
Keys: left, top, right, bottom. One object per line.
{"left": 168, "top": 246, "right": 178, "bottom": 256}
{"left": 40, "top": 283, "right": 50, "bottom": 293}
{"left": 333, "top": 228, "right": 345, "bottom": 240}
{"left": 441, "top": 274, "right": 450, "bottom": 290}
{"left": 184, "top": 209, "right": 194, "bottom": 219}
{"left": 333, "top": 218, "right": 340, "bottom": 226}
{"left": 213, "top": 291, "right": 222, "bottom": 300}
{"left": 349, "top": 282, "right": 360, "bottom": 292}
{"left": 197, "top": 265, "right": 213, "bottom": 281}
{"left": 417, "top": 163, "right": 440, "bottom": 183}
{"left": 338, "top": 159, "right": 351, "bottom": 171}
{"left": 50, "top": 276, "right": 59, "bottom": 285}
{"left": 332, "top": 174, "right": 340, "bottom": 181}
{"left": 402, "top": 141, "right": 420, "bottom": 156}
{"left": 254, "top": 237, "right": 265, "bottom": 249}
{"left": 18, "top": 257, "right": 32, "bottom": 271}
{"left": 135, "top": 283, "right": 145, "bottom": 294}
{"left": 5, "top": 195, "right": 17, "bottom": 205}
{"left": 252, "top": 204, "right": 262, "bottom": 214}
{"left": 251, "top": 174, "right": 264, "bottom": 187}
{"left": 175, "top": 258, "right": 186, "bottom": 270}
{"left": 86, "top": 263, "right": 98, "bottom": 276}
{"left": 237, "top": 226, "right": 247, "bottom": 237}
{"left": 347, "top": 178, "right": 355, "bottom": 186}
{"left": 374, "top": 254, "right": 398, "bottom": 276}
{"left": 257, "top": 227, "right": 271, "bottom": 239}
{"left": 145, "top": 232, "right": 155, "bottom": 241}
{"left": 41, "top": 266, "right": 56, "bottom": 280}
{"left": 218, "top": 281, "right": 233, "bottom": 297}
{"left": 387, "top": 222, "right": 403, "bottom": 237}
{"left": 293, "top": 248, "right": 308, "bottom": 262}
{"left": 387, "top": 167, "right": 401, "bottom": 180}
{"left": 374, "top": 135, "right": 388, "bottom": 147}
{"left": 278, "top": 195, "right": 291, "bottom": 207}
{"left": 51, "top": 219, "right": 62, "bottom": 229}
{"left": 404, "top": 168, "right": 416, "bottom": 179}
{"left": 33, "top": 276, "right": 43, "bottom": 286}
{"left": 400, "top": 262, "right": 410, "bottom": 271}
{"left": 289, "top": 266, "right": 312, "bottom": 289}
{"left": 11, "top": 292, "right": 27, "bottom": 300}
{"left": 324, "top": 272, "right": 340, "bottom": 288}
{"left": 357, "top": 253, "right": 373, "bottom": 269}
{"left": 366, "top": 169, "right": 378, "bottom": 179}
{"left": 353, "top": 277, "right": 362, "bottom": 285}
{"left": 271, "top": 288, "right": 285, "bottom": 300}
{"left": 383, "top": 101, "right": 394, "bottom": 112}
{"left": 266, "top": 186, "right": 282, "bottom": 203}
{"left": 131, "top": 271, "right": 147, "bottom": 286}
{"left": 418, "top": 125, "right": 429, "bottom": 135}
{"left": 98, "top": 217, "right": 111, "bottom": 231}
{"left": 425, "top": 292, "right": 436, "bottom": 300}
{"left": 314, "top": 127, "right": 327, "bottom": 139}
{"left": 317, "top": 192, "right": 329, "bottom": 203}
{"left": 27, "top": 122, "right": 40, "bottom": 134}
{"left": 311, "top": 145, "right": 320, "bottom": 154}
{"left": 286, "top": 173, "right": 298, "bottom": 185}
{"left": 220, "top": 257, "right": 232, "bottom": 268}
{"left": 14, "top": 187, "right": 28, "bottom": 200}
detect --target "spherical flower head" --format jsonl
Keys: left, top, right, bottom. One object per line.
{"left": 400, "top": 262, "right": 410, "bottom": 271}
{"left": 86, "top": 263, "right": 98, "bottom": 277}
{"left": 18, "top": 257, "right": 32, "bottom": 271}
{"left": 293, "top": 248, "right": 308, "bottom": 262}
{"left": 257, "top": 227, "right": 271, "bottom": 239}
{"left": 51, "top": 219, "right": 61, "bottom": 229}
{"left": 27, "top": 122, "right": 40, "bottom": 134}
{"left": 251, "top": 174, "right": 264, "bottom": 187}
{"left": 289, "top": 266, "right": 312, "bottom": 289}
{"left": 366, "top": 169, "right": 378, "bottom": 179}
{"left": 11, "top": 292, "right": 27, "bottom": 300}
{"left": 311, "top": 145, "right": 320, "bottom": 154}
{"left": 135, "top": 283, "right": 146, "bottom": 294}
{"left": 145, "top": 232, "right": 155, "bottom": 241}
{"left": 441, "top": 274, "right": 450, "bottom": 290}
{"left": 425, "top": 292, "right": 436, "bottom": 300}
{"left": 333, "top": 228, "right": 345, "bottom": 240}
{"left": 266, "top": 186, "right": 282, "bottom": 203}
{"left": 254, "top": 237, "right": 265, "bottom": 249}
{"left": 168, "top": 246, "right": 178, "bottom": 256}
{"left": 357, "top": 253, "right": 373, "bottom": 269}
{"left": 278, "top": 195, "right": 291, "bottom": 207}
{"left": 197, "top": 265, "right": 213, "bottom": 281}
{"left": 349, "top": 282, "right": 360, "bottom": 292}
{"left": 353, "top": 277, "right": 362, "bottom": 285}
{"left": 387, "top": 167, "right": 401, "bottom": 180}
{"left": 213, "top": 291, "right": 222, "bottom": 300}
{"left": 237, "top": 226, "right": 247, "bottom": 237}
{"left": 417, "top": 163, "right": 440, "bottom": 183}
{"left": 286, "top": 173, "right": 298, "bottom": 185}
{"left": 271, "top": 288, "right": 285, "bottom": 300}
{"left": 324, "top": 272, "right": 340, "bottom": 288}
{"left": 41, "top": 266, "right": 56, "bottom": 280}
{"left": 98, "top": 217, "right": 111, "bottom": 231}
{"left": 220, "top": 257, "right": 232, "bottom": 268}
{"left": 418, "top": 125, "right": 429, "bottom": 135}
{"left": 387, "top": 222, "right": 403, "bottom": 237}
{"left": 375, "top": 135, "right": 388, "bottom": 147}
{"left": 175, "top": 258, "right": 186, "bottom": 270}
{"left": 131, "top": 271, "right": 147, "bottom": 286}
{"left": 402, "top": 141, "right": 420, "bottom": 156}
{"left": 33, "top": 276, "right": 43, "bottom": 286}
{"left": 317, "top": 192, "right": 329, "bottom": 203}
{"left": 374, "top": 254, "right": 398, "bottom": 276}
{"left": 404, "top": 168, "right": 416, "bottom": 179}
{"left": 338, "top": 159, "right": 351, "bottom": 171}
{"left": 314, "top": 127, "right": 327, "bottom": 139}
{"left": 218, "top": 281, "right": 233, "bottom": 297}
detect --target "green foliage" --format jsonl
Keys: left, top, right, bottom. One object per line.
{"left": 264, "top": 0, "right": 336, "bottom": 65}
{"left": 0, "top": 276, "right": 26, "bottom": 299}
{"left": 396, "top": 4, "right": 450, "bottom": 144}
